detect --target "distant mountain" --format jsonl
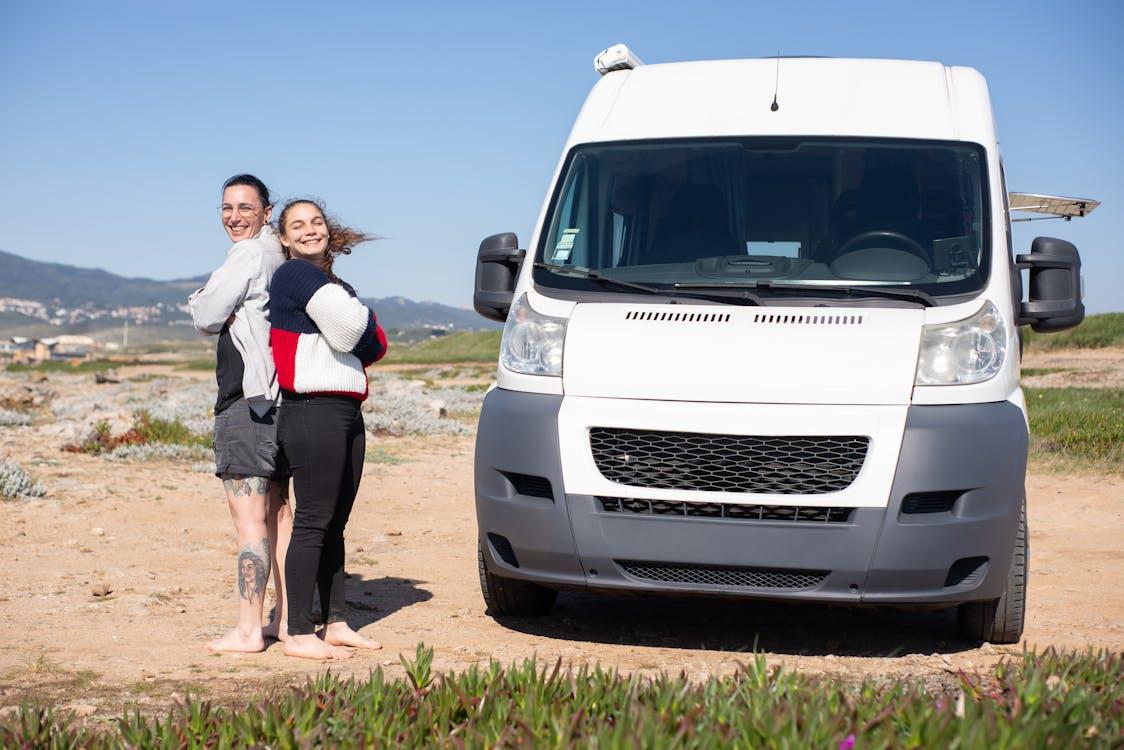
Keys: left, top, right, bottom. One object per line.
{"left": 0, "top": 249, "right": 190, "bottom": 308}
{"left": 361, "top": 296, "right": 499, "bottom": 332}
{"left": 0, "top": 248, "right": 499, "bottom": 334}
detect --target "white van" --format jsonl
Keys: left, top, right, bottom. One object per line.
{"left": 472, "top": 47, "right": 1092, "bottom": 643}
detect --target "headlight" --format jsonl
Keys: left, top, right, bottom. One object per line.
{"left": 500, "top": 293, "right": 567, "bottom": 376}
{"left": 915, "top": 300, "right": 1007, "bottom": 385}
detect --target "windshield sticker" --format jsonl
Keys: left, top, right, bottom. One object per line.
{"left": 553, "top": 228, "right": 579, "bottom": 261}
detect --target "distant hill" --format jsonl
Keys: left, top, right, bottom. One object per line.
{"left": 0, "top": 249, "right": 190, "bottom": 308}
{"left": 0, "top": 248, "right": 499, "bottom": 335}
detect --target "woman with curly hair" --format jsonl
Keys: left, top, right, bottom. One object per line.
{"left": 269, "top": 199, "right": 388, "bottom": 660}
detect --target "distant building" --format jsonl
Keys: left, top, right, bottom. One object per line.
{"left": 0, "top": 335, "right": 99, "bottom": 364}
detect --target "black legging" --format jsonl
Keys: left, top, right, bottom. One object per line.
{"left": 278, "top": 394, "right": 365, "bottom": 636}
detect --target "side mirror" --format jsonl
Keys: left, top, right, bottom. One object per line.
{"left": 1016, "top": 236, "right": 1084, "bottom": 332}
{"left": 473, "top": 232, "right": 525, "bottom": 322}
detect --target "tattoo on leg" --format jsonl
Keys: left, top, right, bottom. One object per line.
{"left": 236, "top": 538, "right": 270, "bottom": 602}
{"left": 222, "top": 474, "right": 269, "bottom": 497}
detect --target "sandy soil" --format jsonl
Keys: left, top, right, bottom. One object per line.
{"left": 1021, "top": 346, "right": 1124, "bottom": 388}
{"left": 0, "top": 360, "right": 1121, "bottom": 718}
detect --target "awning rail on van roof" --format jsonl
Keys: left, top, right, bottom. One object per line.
{"left": 1009, "top": 192, "right": 1100, "bottom": 222}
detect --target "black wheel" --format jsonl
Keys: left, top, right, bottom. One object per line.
{"left": 477, "top": 539, "right": 557, "bottom": 616}
{"left": 957, "top": 496, "right": 1027, "bottom": 643}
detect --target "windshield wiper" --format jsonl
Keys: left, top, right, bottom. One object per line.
{"left": 675, "top": 280, "right": 936, "bottom": 307}
{"left": 535, "top": 263, "right": 761, "bottom": 306}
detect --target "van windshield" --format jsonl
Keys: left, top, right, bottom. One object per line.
{"left": 534, "top": 139, "right": 989, "bottom": 301}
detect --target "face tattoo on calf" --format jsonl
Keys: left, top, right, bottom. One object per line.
{"left": 236, "top": 538, "right": 270, "bottom": 603}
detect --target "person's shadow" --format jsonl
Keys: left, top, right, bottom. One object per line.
{"left": 496, "top": 590, "right": 979, "bottom": 658}
{"left": 340, "top": 574, "right": 432, "bottom": 630}
{"left": 268, "top": 575, "right": 432, "bottom": 634}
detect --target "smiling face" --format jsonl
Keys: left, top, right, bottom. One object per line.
{"left": 220, "top": 184, "right": 271, "bottom": 243}
{"left": 279, "top": 202, "right": 330, "bottom": 262}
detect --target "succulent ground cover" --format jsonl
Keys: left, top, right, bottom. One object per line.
{"left": 0, "top": 459, "right": 46, "bottom": 499}
{"left": 2, "top": 647, "right": 1120, "bottom": 748}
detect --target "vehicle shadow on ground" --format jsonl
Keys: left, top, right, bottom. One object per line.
{"left": 310, "top": 574, "right": 432, "bottom": 632}
{"left": 498, "top": 591, "right": 979, "bottom": 657}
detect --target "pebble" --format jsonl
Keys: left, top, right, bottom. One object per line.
{"left": 68, "top": 704, "right": 97, "bottom": 717}
{"left": 91, "top": 583, "right": 112, "bottom": 597}
{"left": 91, "top": 527, "right": 105, "bottom": 537}
{"left": 387, "top": 529, "right": 402, "bottom": 537}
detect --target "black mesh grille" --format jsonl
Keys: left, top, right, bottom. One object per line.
{"left": 617, "top": 561, "right": 828, "bottom": 590}
{"left": 901, "top": 491, "right": 961, "bottom": 514}
{"left": 589, "top": 428, "right": 869, "bottom": 494}
{"left": 503, "top": 472, "right": 554, "bottom": 501}
{"left": 599, "top": 497, "right": 854, "bottom": 523}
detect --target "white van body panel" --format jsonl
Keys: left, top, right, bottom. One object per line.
{"left": 557, "top": 397, "right": 908, "bottom": 509}
{"left": 568, "top": 60, "right": 995, "bottom": 147}
{"left": 562, "top": 303, "right": 924, "bottom": 405}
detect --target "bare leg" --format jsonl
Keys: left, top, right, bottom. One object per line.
{"left": 322, "top": 621, "right": 382, "bottom": 650}
{"left": 262, "top": 479, "right": 292, "bottom": 642}
{"left": 208, "top": 475, "right": 271, "bottom": 653}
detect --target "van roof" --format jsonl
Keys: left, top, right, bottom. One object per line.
{"left": 568, "top": 57, "right": 996, "bottom": 147}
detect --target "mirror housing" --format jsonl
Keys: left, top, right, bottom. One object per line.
{"left": 473, "top": 232, "right": 525, "bottom": 322}
{"left": 1016, "top": 236, "right": 1084, "bottom": 332}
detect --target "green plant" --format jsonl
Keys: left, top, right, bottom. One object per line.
{"left": 1026, "top": 387, "right": 1124, "bottom": 473}
{"left": 1, "top": 648, "right": 1120, "bottom": 747}
{"left": 383, "top": 331, "right": 502, "bottom": 365}
{"left": 6, "top": 359, "right": 120, "bottom": 374}
{"left": 0, "top": 460, "right": 46, "bottom": 499}
{"left": 1023, "top": 312, "right": 1124, "bottom": 351}
{"left": 63, "top": 411, "right": 209, "bottom": 456}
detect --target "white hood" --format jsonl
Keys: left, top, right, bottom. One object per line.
{"left": 562, "top": 303, "right": 924, "bottom": 405}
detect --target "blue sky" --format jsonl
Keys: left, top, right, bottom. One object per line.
{"left": 1, "top": 0, "right": 1120, "bottom": 312}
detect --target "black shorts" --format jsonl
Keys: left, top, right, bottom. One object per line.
{"left": 213, "top": 397, "right": 290, "bottom": 480}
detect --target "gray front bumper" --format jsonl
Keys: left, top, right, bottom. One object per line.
{"left": 474, "top": 388, "right": 1027, "bottom": 606}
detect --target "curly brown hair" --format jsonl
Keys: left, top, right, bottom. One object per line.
{"left": 276, "top": 198, "right": 375, "bottom": 282}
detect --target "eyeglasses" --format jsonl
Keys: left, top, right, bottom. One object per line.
{"left": 219, "top": 203, "right": 264, "bottom": 218}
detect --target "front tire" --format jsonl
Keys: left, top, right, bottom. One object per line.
{"left": 478, "top": 539, "right": 557, "bottom": 616}
{"left": 957, "top": 496, "right": 1028, "bottom": 644}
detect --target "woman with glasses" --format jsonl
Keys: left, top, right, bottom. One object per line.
{"left": 188, "top": 174, "right": 293, "bottom": 652}
{"left": 269, "top": 198, "right": 387, "bottom": 660}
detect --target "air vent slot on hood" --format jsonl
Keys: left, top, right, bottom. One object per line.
{"left": 625, "top": 311, "right": 731, "bottom": 323}
{"left": 752, "top": 313, "right": 863, "bottom": 325}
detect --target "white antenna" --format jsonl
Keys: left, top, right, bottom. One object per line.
{"left": 123, "top": 320, "right": 128, "bottom": 349}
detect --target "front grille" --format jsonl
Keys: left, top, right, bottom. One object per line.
{"left": 589, "top": 428, "right": 869, "bottom": 494}
{"left": 618, "top": 561, "right": 828, "bottom": 590}
{"left": 599, "top": 497, "right": 854, "bottom": 523}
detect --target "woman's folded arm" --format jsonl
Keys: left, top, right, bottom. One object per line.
{"left": 304, "top": 283, "right": 372, "bottom": 352}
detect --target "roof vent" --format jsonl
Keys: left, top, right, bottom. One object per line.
{"left": 595, "top": 44, "right": 644, "bottom": 75}
{"left": 752, "top": 313, "right": 863, "bottom": 325}
{"left": 625, "top": 310, "right": 731, "bottom": 323}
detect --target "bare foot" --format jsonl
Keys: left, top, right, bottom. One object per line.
{"left": 283, "top": 633, "right": 353, "bottom": 660}
{"left": 262, "top": 620, "right": 288, "bottom": 642}
{"left": 207, "top": 627, "right": 266, "bottom": 653}
{"left": 323, "top": 622, "right": 382, "bottom": 650}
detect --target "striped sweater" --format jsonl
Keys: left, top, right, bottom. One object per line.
{"left": 269, "top": 259, "right": 387, "bottom": 400}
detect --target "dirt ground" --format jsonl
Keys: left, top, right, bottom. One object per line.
{"left": 0, "top": 352, "right": 1121, "bottom": 718}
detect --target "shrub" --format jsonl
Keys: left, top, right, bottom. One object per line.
{"left": 63, "top": 411, "right": 209, "bottom": 456}
{"left": 0, "top": 408, "right": 31, "bottom": 427}
{"left": 0, "top": 460, "right": 46, "bottom": 499}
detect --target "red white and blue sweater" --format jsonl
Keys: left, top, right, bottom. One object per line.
{"left": 269, "top": 259, "right": 387, "bottom": 400}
